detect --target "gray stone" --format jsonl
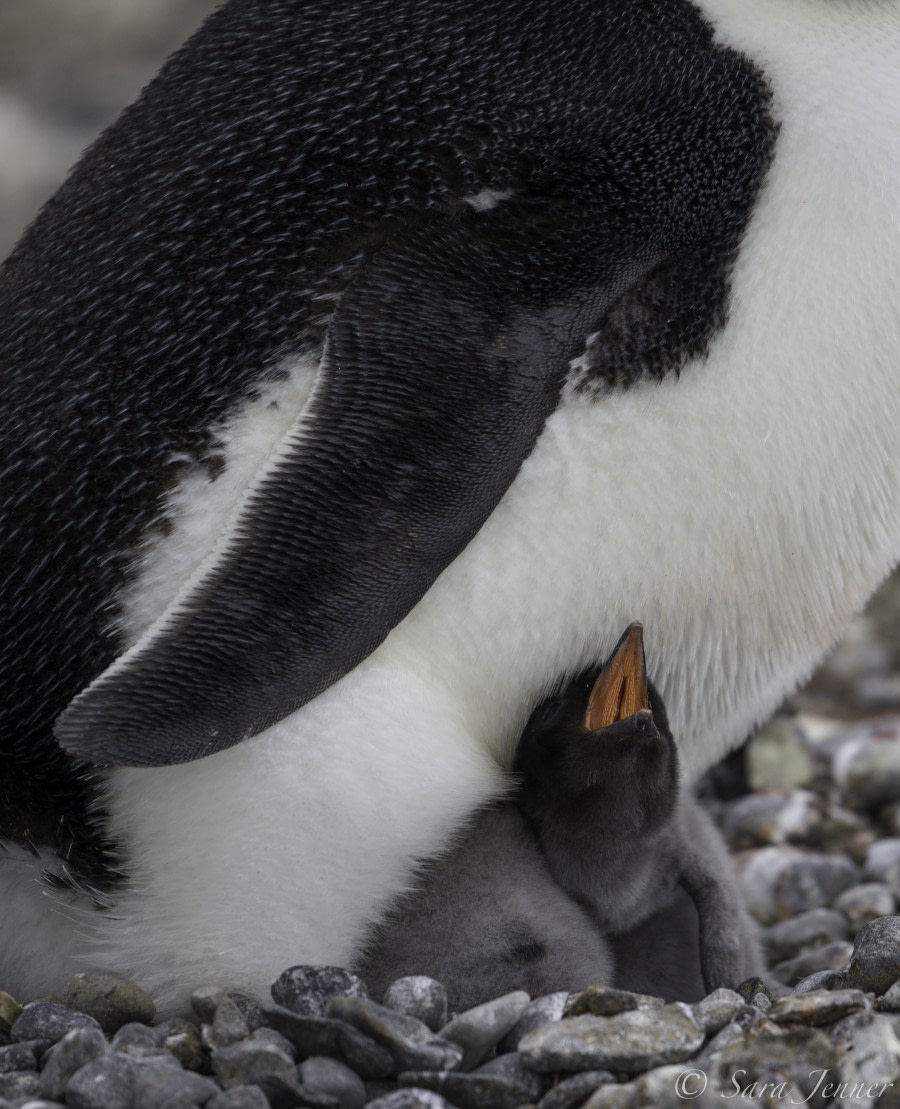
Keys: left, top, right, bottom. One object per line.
{"left": 398, "top": 1065, "right": 539, "bottom": 1109}
{"left": 498, "top": 992, "right": 567, "bottom": 1053}
{"left": 40, "top": 1026, "right": 109, "bottom": 1099}
{"left": 724, "top": 790, "right": 820, "bottom": 849}
{"left": 793, "top": 968, "right": 848, "bottom": 993}
{"left": 439, "top": 990, "right": 529, "bottom": 1070}
{"left": 831, "top": 1010, "right": 900, "bottom": 1090}
{"left": 207, "top": 1087, "right": 271, "bottom": 1109}
{"left": 881, "top": 979, "right": 900, "bottom": 1011}
{"left": 737, "top": 846, "right": 860, "bottom": 925}
{"left": 771, "top": 940, "right": 854, "bottom": 986}
{"left": 864, "top": 839, "right": 900, "bottom": 897}
{"left": 366, "top": 1091, "right": 456, "bottom": 1108}
{"left": 0, "top": 994, "right": 21, "bottom": 1037}
{"left": 381, "top": 978, "right": 448, "bottom": 1034}
{"left": 227, "top": 992, "right": 268, "bottom": 1033}
{"left": 519, "top": 1003, "right": 705, "bottom": 1074}
{"left": 211, "top": 1039, "right": 296, "bottom": 1088}
{"left": 537, "top": 1070, "right": 616, "bottom": 1109}
{"left": 835, "top": 882, "right": 896, "bottom": 934}
{"left": 110, "top": 1021, "right": 165, "bottom": 1056}
{"left": 271, "top": 966, "right": 369, "bottom": 1017}
{"left": 564, "top": 985, "right": 650, "bottom": 1017}
{"left": 736, "top": 977, "right": 777, "bottom": 1010}
{"left": 65, "top": 1053, "right": 135, "bottom": 1109}
{"left": 845, "top": 915, "right": 900, "bottom": 993}
{"left": 62, "top": 972, "right": 156, "bottom": 1033}
{"left": 710, "top": 1027, "right": 838, "bottom": 1105}
{"left": 833, "top": 720, "right": 900, "bottom": 809}
{"left": 0, "top": 1040, "right": 41, "bottom": 1073}
{"left": 581, "top": 1084, "right": 637, "bottom": 1108}
{"left": 191, "top": 985, "right": 226, "bottom": 1023}
{"left": 262, "top": 1003, "right": 395, "bottom": 1080}
{"left": 299, "top": 1056, "right": 367, "bottom": 1109}
{"left": 132, "top": 1055, "right": 221, "bottom": 1109}
{"left": 10, "top": 1003, "right": 103, "bottom": 1052}
{"left": 474, "top": 1051, "right": 546, "bottom": 1100}
{"left": 160, "top": 1017, "right": 205, "bottom": 1070}
{"left": 769, "top": 988, "right": 869, "bottom": 1026}
{"left": 203, "top": 997, "right": 251, "bottom": 1050}
{"left": 745, "top": 718, "right": 815, "bottom": 792}
{"left": 763, "top": 907, "right": 849, "bottom": 963}
{"left": 251, "top": 1025, "right": 297, "bottom": 1059}
{"left": 0, "top": 1071, "right": 42, "bottom": 1099}
{"left": 691, "top": 989, "right": 746, "bottom": 1035}
{"left": 327, "top": 997, "right": 463, "bottom": 1074}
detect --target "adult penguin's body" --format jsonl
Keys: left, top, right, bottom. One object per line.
{"left": 1, "top": 0, "right": 898, "bottom": 1009}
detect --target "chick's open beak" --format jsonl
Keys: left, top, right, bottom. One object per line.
{"left": 584, "top": 622, "right": 651, "bottom": 730}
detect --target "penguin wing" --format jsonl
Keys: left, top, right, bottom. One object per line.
{"left": 57, "top": 196, "right": 663, "bottom": 766}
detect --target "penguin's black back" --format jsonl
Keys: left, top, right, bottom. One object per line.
{"left": 0, "top": 0, "right": 773, "bottom": 874}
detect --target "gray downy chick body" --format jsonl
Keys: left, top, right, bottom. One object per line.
{"left": 357, "top": 625, "right": 762, "bottom": 1008}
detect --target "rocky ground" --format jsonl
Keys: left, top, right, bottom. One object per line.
{"left": 1, "top": 4, "right": 899, "bottom": 1106}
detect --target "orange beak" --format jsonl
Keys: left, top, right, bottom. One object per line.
{"left": 584, "top": 622, "right": 651, "bottom": 730}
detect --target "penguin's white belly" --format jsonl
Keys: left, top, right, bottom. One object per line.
{"left": 93, "top": 5, "right": 900, "bottom": 1009}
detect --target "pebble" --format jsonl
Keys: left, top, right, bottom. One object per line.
{"left": 10, "top": 1004, "right": 103, "bottom": 1053}
{"left": 564, "top": 985, "right": 652, "bottom": 1017}
{"left": 832, "top": 719, "right": 900, "bottom": 809}
{"left": 881, "top": 980, "right": 900, "bottom": 1011}
{"left": 835, "top": 882, "right": 896, "bottom": 934}
{"left": 262, "top": 1004, "right": 395, "bottom": 1080}
{"left": 709, "top": 1026, "right": 838, "bottom": 1102}
{"left": 830, "top": 1009, "right": 900, "bottom": 1088}
{"left": 207, "top": 1088, "right": 271, "bottom": 1109}
{"left": 537, "top": 1070, "right": 616, "bottom": 1109}
{"left": 131, "top": 1055, "right": 220, "bottom": 1109}
{"left": 768, "top": 987, "right": 869, "bottom": 1025}
{"left": 519, "top": 1003, "right": 705, "bottom": 1075}
{"left": 299, "top": 1056, "right": 367, "bottom": 1109}
{"left": 844, "top": 915, "right": 900, "bottom": 993}
{"left": 724, "top": 789, "right": 821, "bottom": 848}
{"left": 159, "top": 1018, "right": 205, "bottom": 1070}
{"left": 737, "top": 846, "right": 860, "bottom": 924}
{"left": 745, "top": 719, "right": 815, "bottom": 791}
{"left": 498, "top": 991, "right": 567, "bottom": 1052}
{"left": 398, "top": 1067, "right": 539, "bottom": 1109}
{"left": 0, "top": 1071, "right": 42, "bottom": 1099}
{"left": 204, "top": 997, "right": 251, "bottom": 1050}
{"left": 864, "top": 838, "right": 900, "bottom": 897}
{"left": 691, "top": 989, "right": 747, "bottom": 1035}
{"left": 327, "top": 997, "right": 463, "bottom": 1074}
{"left": 210, "top": 1039, "right": 297, "bottom": 1088}
{"left": 381, "top": 978, "right": 448, "bottom": 1034}
{"left": 39, "top": 1027, "right": 109, "bottom": 1099}
{"left": 439, "top": 990, "right": 529, "bottom": 1069}
{"left": 65, "top": 1053, "right": 135, "bottom": 1109}
{"left": 190, "top": 985, "right": 225, "bottom": 1024}
{"left": 763, "top": 907, "right": 849, "bottom": 963}
{"left": 366, "top": 1091, "right": 455, "bottom": 1108}
{"left": 61, "top": 974, "right": 156, "bottom": 1034}
{"left": 0, "top": 993, "right": 22, "bottom": 1037}
{"left": 271, "top": 966, "right": 369, "bottom": 1017}
{"left": 770, "top": 940, "right": 855, "bottom": 986}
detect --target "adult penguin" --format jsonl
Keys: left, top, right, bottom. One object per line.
{"left": 1, "top": 0, "right": 898, "bottom": 1011}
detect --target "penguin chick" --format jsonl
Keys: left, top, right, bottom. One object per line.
{"left": 514, "top": 623, "right": 763, "bottom": 997}
{"left": 357, "top": 624, "right": 761, "bottom": 1007}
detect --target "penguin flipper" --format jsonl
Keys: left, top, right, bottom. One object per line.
{"left": 57, "top": 198, "right": 662, "bottom": 766}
